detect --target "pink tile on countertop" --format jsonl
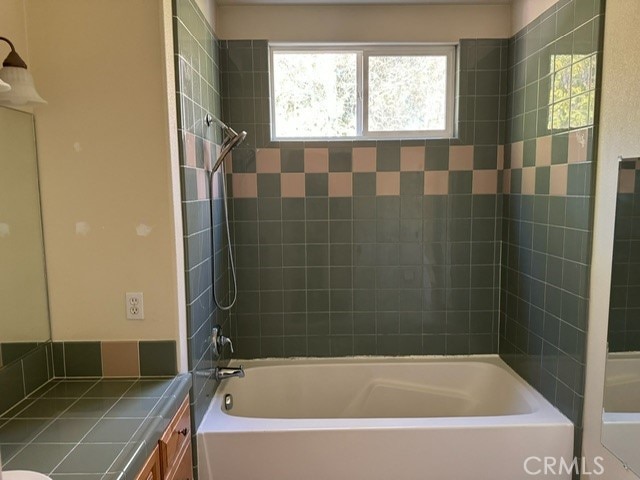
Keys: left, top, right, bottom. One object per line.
{"left": 197, "top": 168, "right": 208, "bottom": 200}
{"left": 352, "top": 147, "right": 377, "bottom": 172}
{"left": 304, "top": 148, "right": 329, "bottom": 172}
{"left": 400, "top": 146, "right": 425, "bottom": 171}
{"left": 568, "top": 129, "right": 589, "bottom": 163}
{"left": 281, "top": 173, "right": 306, "bottom": 197}
{"left": 503, "top": 169, "right": 511, "bottom": 193}
{"left": 473, "top": 170, "right": 498, "bottom": 194}
{"left": 102, "top": 342, "right": 140, "bottom": 377}
{"left": 256, "top": 148, "right": 281, "bottom": 173}
{"left": 376, "top": 172, "right": 400, "bottom": 196}
{"left": 549, "top": 164, "right": 568, "bottom": 196}
{"left": 329, "top": 172, "right": 353, "bottom": 197}
{"left": 619, "top": 169, "right": 636, "bottom": 193}
{"left": 511, "top": 141, "right": 524, "bottom": 169}
{"left": 424, "top": 171, "right": 449, "bottom": 195}
{"left": 521, "top": 167, "right": 536, "bottom": 195}
{"left": 184, "top": 132, "right": 196, "bottom": 168}
{"left": 449, "top": 145, "right": 474, "bottom": 171}
{"left": 536, "top": 135, "right": 552, "bottom": 167}
{"left": 497, "top": 145, "right": 505, "bottom": 171}
{"left": 232, "top": 173, "right": 258, "bottom": 198}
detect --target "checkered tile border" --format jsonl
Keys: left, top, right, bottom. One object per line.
{"left": 182, "top": 127, "right": 593, "bottom": 199}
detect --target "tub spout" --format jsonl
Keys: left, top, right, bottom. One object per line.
{"left": 214, "top": 365, "right": 245, "bottom": 382}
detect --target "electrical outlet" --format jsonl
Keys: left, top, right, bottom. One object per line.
{"left": 126, "top": 292, "right": 144, "bottom": 320}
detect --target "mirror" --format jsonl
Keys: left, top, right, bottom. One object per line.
{"left": 602, "top": 157, "right": 640, "bottom": 473}
{"left": 0, "top": 106, "right": 51, "bottom": 368}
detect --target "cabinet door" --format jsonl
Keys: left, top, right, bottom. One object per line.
{"left": 136, "top": 445, "right": 161, "bottom": 480}
{"left": 160, "top": 397, "right": 191, "bottom": 477}
{"left": 167, "top": 443, "right": 193, "bottom": 480}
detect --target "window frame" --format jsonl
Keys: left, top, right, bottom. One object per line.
{"left": 269, "top": 43, "right": 457, "bottom": 141}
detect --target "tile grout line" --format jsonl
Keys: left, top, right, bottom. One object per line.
{"left": 0, "top": 379, "right": 100, "bottom": 467}
{"left": 47, "top": 378, "right": 167, "bottom": 476}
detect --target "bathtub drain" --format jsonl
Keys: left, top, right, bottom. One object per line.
{"left": 225, "top": 394, "right": 233, "bottom": 411}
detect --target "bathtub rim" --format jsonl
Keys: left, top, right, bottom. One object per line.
{"left": 198, "top": 354, "right": 573, "bottom": 433}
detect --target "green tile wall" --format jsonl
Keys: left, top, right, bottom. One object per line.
{"left": 173, "top": 0, "right": 229, "bottom": 477}
{"left": 0, "top": 343, "right": 53, "bottom": 416}
{"left": 608, "top": 160, "right": 640, "bottom": 352}
{"left": 498, "top": 0, "right": 605, "bottom": 461}
{"left": 222, "top": 39, "right": 508, "bottom": 358}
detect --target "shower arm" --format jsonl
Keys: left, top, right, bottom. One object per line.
{"left": 205, "top": 113, "right": 239, "bottom": 140}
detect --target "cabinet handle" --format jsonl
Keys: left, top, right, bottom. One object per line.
{"left": 178, "top": 427, "right": 189, "bottom": 436}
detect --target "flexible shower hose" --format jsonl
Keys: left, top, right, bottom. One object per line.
{"left": 209, "top": 163, "right": 237, "bottom": 310}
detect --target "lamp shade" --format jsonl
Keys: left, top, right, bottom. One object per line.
{"left": 0, "top": 67, "right": 46, "bottom": 105}
{"left": 0, "top": 77, "right": 10, "bottom": 92}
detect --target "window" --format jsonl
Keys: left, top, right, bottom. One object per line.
{"left": 270, "top": 44, "right": 456, "bottom": 140}
{"left": 547, "top": 53, "right": 597, "bottom": 131}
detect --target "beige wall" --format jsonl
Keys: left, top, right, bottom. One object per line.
{"left": 511, "top": 0, "right": 557, "bottom": 34}
{"left": 21, "top": 0, "right": 185, "bottom": 351}
{"left": 0, "top": 0, "right": 30, "bottom": 66}
{"left": 584, "top": 0, "right": 640, "bottom": 478}
{"left": 195, "top": 0, "right": 218, "bottom": 33}
{"left": 217, "top": 4, "right": 511, "bottom": 41}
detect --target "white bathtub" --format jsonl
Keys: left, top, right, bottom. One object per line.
{"left": 602, "top": 352, "right": 640, "bottom": 472}
{"left": 197, "top": 356, "right": 573, "bottom": 480}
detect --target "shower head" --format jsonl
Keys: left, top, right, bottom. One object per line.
{"left": 205, "top": 114, "right": 247, "bottom": 171}
{"left": 214, "top": 129, "right": 247, "bottom": 171}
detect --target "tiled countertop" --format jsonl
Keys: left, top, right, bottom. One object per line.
{"left": 0, "top": 375, "right": 191, "bottom": 480}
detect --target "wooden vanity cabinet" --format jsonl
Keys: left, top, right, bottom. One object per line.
{"left": 159, "top": 397, "right": 192, "bottom": 480}
{"left": 135, "top": 446, "right": 161, "bottom": 480}
{"left": 135, "top": 396, "right": 193, "bottom": 480}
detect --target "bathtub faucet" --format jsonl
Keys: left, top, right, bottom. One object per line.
{"left": 211, "top": 324, "right": 235, "bottom": 356}
{"left": 214, "top": 365, "right": 245, "bottom": 382}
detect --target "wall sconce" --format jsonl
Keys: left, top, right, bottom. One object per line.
{"left": 0, "top": 37, "right": 46, "bottom": 106}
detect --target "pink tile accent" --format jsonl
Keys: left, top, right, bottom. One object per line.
{"left": 101, "top": 342, "right": 139, "bottom": 377}
{"left": 549, "top": 164, "right": 568, "bottom": 196}
{"left": 568, "top": 129, "right": 589, "bottom": 163}
{"left": 203, "top": 140, "right": 213, "bottom": 171}
{"left": 223, "top": 148, "right": 232, "bottom": 173}
{"left": 352, "top": 147, "right": 377, "bottom": 172}
{"left": 497, "top": 145, "right": 505, "bottom": 171}
{"left": 424, "top": 171, "right": 449, "bottom": 195}
{"left": 376, "top": 172, "right": 400, "bottom": 196}
{"left": 400, "top": 146, "right": 425, "bottom": 171}
{"left": 256, "top": 148, "right": 281, "bottom": 173}
{"left": 197, "top": 169, "right": 208, "bottom": 200}
{"left": 184, "top": 132, "right": 196, "bottom": 168}
{"left": 281, "top": 173, "right": 306, "bottom": 197}
{"left": 232, "top": 173, "right": 257, "bottom": 198}
{"left": 449, "top": 146, "right": 474, "bottom": 171}
{"left": 619, "top": 169, "right": 635, "bottom": 193}
{"left": 511, "top": 141, "right": 524, "bottom": 169}
{"left": 536, "top": 135, "right": 552, "bottom": 167}
{"left": 473, "top": 170, "right": 498, "bottom": 194}
{"left": 304, "top": 148, "right": 329, "bottom": 172}
{"left": 503, "top": 169, "right": 512, "bottom": 194}
{"left": 521, "top": 167, "right": 536, "bottom": 195}
{"left": 329, "top": 172, "right": 353, "bottom": 197}
{"left": 211, "top": 169, "right": 222, "bottom": 198}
